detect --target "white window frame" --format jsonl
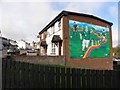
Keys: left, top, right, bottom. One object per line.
{"left": 51, "top": 43, "right": 56, "bottom": 55}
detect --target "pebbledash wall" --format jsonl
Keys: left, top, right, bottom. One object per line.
{"left": 46, "top": 19, "right": 63, "bottom": 56}
{"left": 39, "top": 10, "right": 113, "bottom": 70}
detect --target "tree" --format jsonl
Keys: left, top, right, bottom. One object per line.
{"left": 113, "top": 46, "right": 120, "bottom": 56}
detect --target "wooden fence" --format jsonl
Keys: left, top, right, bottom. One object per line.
{"left": 2, "top": 58, "right": 120, "bottom": 89}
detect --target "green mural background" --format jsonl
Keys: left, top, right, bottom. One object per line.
{"left": 69, "top": 20, "right": 110, "bottom": 58}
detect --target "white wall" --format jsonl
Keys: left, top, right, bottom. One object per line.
{"left": 18, "top": 41, "right": 26, "bottom": 49}
{"left": 18, "top": 40, "right": 32, "bottom": 49}
{"left": 46, "top": 18, "right": 63, "bottom": 56}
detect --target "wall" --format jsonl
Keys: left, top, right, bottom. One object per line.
{"left": 18, "top": 41, "right": 26, "bottom": 49}
{"left": 46, "top": 19, "right": 63, "bottom": 56}
{"left": 62, "top": 15, "right": 113, "bottom": 70}
{"left": 11, "top": 55, "right": 65, "bottom": 65}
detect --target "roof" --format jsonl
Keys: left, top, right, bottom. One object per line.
{"left": 0, "top": 36, "right": 8, "bottom": 40}
{"left": 39, "top": 10, "right": 113, "bottom": 35}
{"left": 51, "top": 35, "right": 62, "bottom": 43}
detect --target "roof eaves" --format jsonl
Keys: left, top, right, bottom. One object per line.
{"left": 39, "top": 10, "right": 113, "bottom": 35}
{"left": 66, "top": 11, "right": 113, "bottom": 26}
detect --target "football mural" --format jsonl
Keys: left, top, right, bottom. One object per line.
{"left": 69, "top": 20, "right": 110, "bottom": 58}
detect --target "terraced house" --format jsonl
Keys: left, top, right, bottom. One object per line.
{"left": 38, "top": 10, "right": 113, "bottom": 70}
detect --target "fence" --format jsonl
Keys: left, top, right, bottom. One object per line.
{"left": 113, "top": 61, "right": 120, "bottom": 70}
{"left": 2, "top": 58, "right": 120, "bottom": 89}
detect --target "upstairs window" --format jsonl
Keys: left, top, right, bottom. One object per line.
{"left": 46, "top": 31, "right": 50, "bottom": 37}
{"left": 58, "top": 20, "right": 61, "bottom": 31}
{"left": 51, "top": 43, "right": 56, "bottom": 54}
{"left": 51, "top": 24, "right": 55, "bottom": 34}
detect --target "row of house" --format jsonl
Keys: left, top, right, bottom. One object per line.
{"left": 0, "top": 36, "right": 18, "bottom": 57}
{"left": 18, "top": 39, "right": 32, "bottom": 50}
{"left": 18, "top": 39, "right": 40, "bottom": 50}
{"left": 0, "top": 36, "right": 40, "bottom": 56}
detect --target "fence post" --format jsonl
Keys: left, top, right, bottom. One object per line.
{"left": 29, "top": 63, "right": 34, "bottom": 88}
{"left": 15, "top": 61, "right": 20, "bottom": 88}
{"left": 6, "top": 59, "right": 11, "bottom": 88}
{"left": 2, "top": 58, "right": 7, "bottom": 89}
{"left": 71, "top": 68, "right": 77, "bottom": 88}
{"left": 49, "top": 66, "right": 55, "bottom": 88}
{"left": 66, "top": 68, "right": 71, "bottom": 88}
{"left": 91, "top": 70, "right": 97, "bottom": 88}
{"left": 55, "top": 67, "right": 60, "bottom": 88}
{"left": 39, "top": 65, "right": 44, "bottom": 88}
{"left": 113, "top": 69, "right": 120, "bottom": 88}
{"left": 11, "top": 60, "right": 16, "bottom": 88}
{"left": 24, "top": 63, "right": 29, "bottom": 88}
{"left": 61, "top": 67, "right": 66, "bottom": 88}
{"left": 34, "top": 64, "right": 40, "bottom": 88}
{"left": 81, "top": 69, "right": 87, "bottom": 88}
{"left": 44, "top": 65, "right": 49, "bottom": 88}
{"left": 86, "top": 69, "right": 90, "bottom": 88}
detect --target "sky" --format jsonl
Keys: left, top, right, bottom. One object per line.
{"left": 0, "top": 0, "right": 119, "bottom": 47}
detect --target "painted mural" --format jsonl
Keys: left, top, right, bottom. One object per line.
{"left": 69, "top": 20, "right": 110, "bottom": 58}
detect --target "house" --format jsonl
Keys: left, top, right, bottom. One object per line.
{"left": 18, "top": 39, "right": 32, "bottom": 50}
{"left": 0, "top": 37, "right": 9, "bottom": 57}
{"left": 38, "top": 10, "right": 113, "bottom": 70}
{"left": 8, "top": 39, "right": 18, "bottom": 50}
{"left": 31, "top": 41, "right": 40, "bottom": 50}
{"left": 18, "top": 39, "right": 33, "bottom": 55}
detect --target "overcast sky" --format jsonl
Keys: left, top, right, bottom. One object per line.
{"left": 0, "top": 0, "right": 119, "bottom": 47}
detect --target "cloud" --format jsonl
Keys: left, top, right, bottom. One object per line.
{"left": 63, "top": 2, "right": 118, "bottom": 47}
{"left": 1, "top": 2, "right": 58, "bottom": 42}
{"left": 1, "top": 1, "right": 118, "bottom": 47}
{"left": 2, "top": 0, "right": 120, "bottom": 2}
{"left": 1, "top": 0, "right": 53, "bottom": 2}
{"left": 112, "top": 26, "right": 118, "bottom": 47}
{"left": 63, "top": 2, "right": 104, "bottom": 15}
{"left": 56, "top": 0, "right": 119, "bottom": 2}
{"left": 108, "top": 5, "right": 118, "bottom": 18}
{"left": 107, "top": 3, "right": 118, "bottom": 47}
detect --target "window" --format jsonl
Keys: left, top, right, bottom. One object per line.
{"left": 46, "top": 31, "right": 50, "bottom": 37}
{"left": 58, "top": 20, "right": 61, "bottom": 31}
{"left": 51, "top": 43, "right": 56, "bottom": 54}
{"left": 51, "top": 25, "right": 55, "bottom": 34}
